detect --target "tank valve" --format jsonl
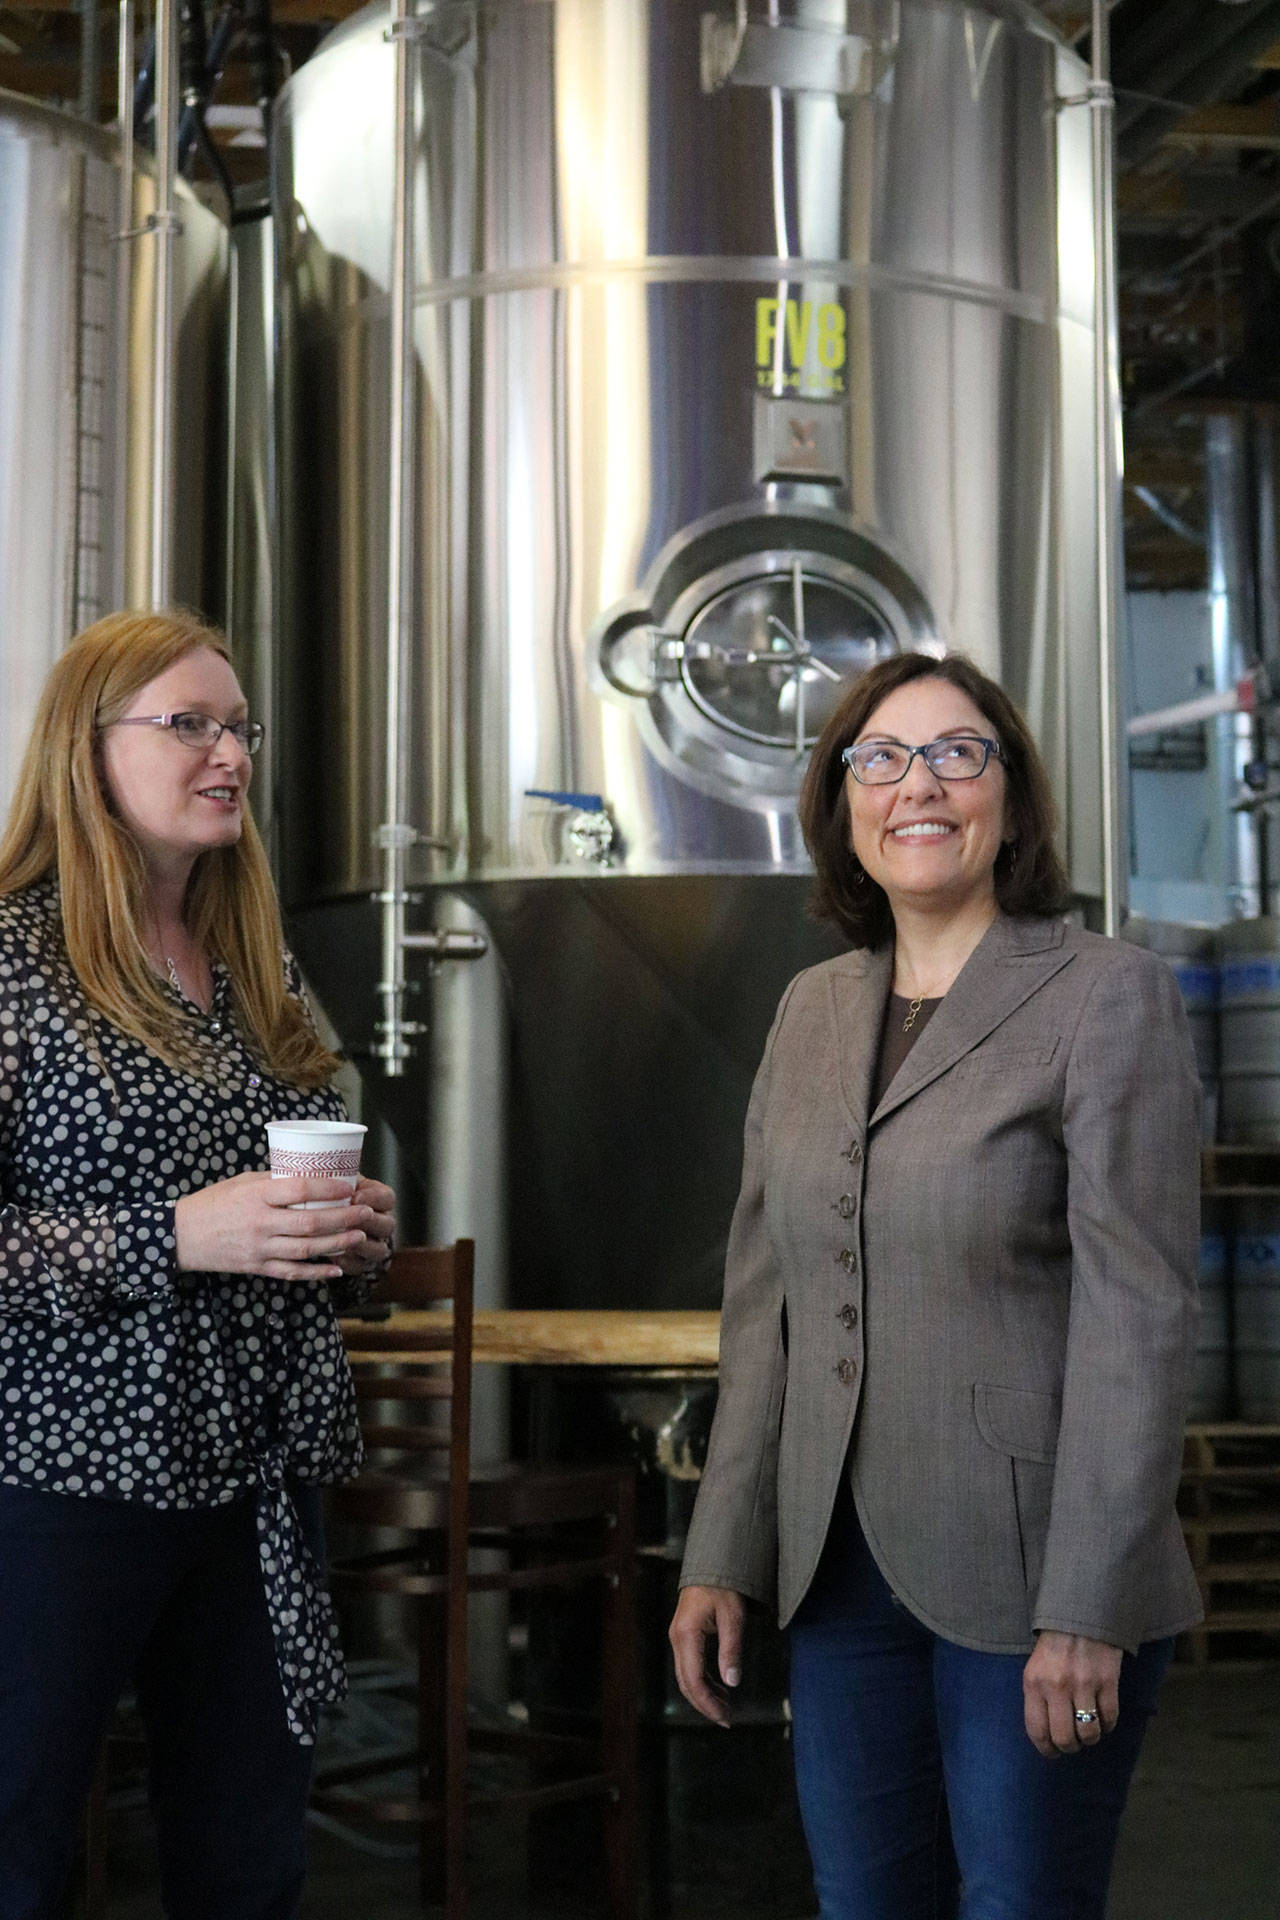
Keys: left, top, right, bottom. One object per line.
{"left": 525, "top": 790, "right": 618, "bottom": 867}
{"left": 567, "top": 810, "right": 616, "bottom": 865}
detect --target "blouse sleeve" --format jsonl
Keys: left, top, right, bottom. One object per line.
{"left": 0, "top": 943, "right": 176, "bottom": 1325}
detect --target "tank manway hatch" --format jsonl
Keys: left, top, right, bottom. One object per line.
{"left": 593, "top": 507, "right": 938, "bottom": 806}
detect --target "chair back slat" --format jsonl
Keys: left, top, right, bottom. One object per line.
{"left": 369, "top": 1246, "right": 463, "bottom": 1308}
{"left": 360, "top": 1424, "right": 452, "bottom": 1453}
{"left": 353, "top": 1374, "right": 453, "bottom": 1403}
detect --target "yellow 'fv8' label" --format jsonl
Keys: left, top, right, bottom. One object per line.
{"left": 755, "top": 297, "right": 846, "bottom": 391}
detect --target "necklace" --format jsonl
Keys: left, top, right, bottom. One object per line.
{"left": 165, "top": 955, "right": 183, "bottom": 996}
{"left": 902, "top": 995, "right": 925, "bottom": 1033}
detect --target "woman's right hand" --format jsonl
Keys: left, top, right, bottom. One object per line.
{"left": 174, "top": 1171, "right": 375, "bottom": 1282}
{"left": 669, "top": 1584, "right": 748, "bottom": 1728}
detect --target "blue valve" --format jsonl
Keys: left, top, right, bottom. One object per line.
{"left": 524, "top": 789, "right": 606, "bottom": 813}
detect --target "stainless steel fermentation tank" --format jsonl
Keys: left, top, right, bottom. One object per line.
{"left": 0, "top": 91, "right": 227, "bottom": 802}
{"left": 272, "top": 0, "right": 1107, "bottom": 1310}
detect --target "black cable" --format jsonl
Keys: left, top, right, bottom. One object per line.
{"left": 240, "top": 0, "right": 278, "bottom": 125}
{"left": 177, "top": 0, "right": 209, "bottom": 173}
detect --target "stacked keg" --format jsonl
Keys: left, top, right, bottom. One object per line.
{"left": 1219, "top": 921, "right": 1280, "bottom": 1419}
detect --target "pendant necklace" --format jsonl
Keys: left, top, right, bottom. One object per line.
{"left": 165, "top": 955, "right": 183, "bottom": 996}
{"left": 902, "top": 995, "right": 925, "bottom": 1033}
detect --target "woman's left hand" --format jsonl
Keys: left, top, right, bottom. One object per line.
{"left": 1022, "top": 1631, "right": 1122, "bottom": 1757}
{"left": 335, "top": 1177, "right": 396, "bottom": 1274}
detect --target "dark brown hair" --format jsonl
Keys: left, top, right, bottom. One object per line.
{"left": 797, "top": 651, "right": 1070, "bottom": 948}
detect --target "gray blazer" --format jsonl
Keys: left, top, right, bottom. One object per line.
{"left": 680, "top": 913, "right": 1205, "bottom": 1654}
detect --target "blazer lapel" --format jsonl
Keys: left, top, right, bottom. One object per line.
{"left": 828, "top": 944, "right": 894, "bottom": 1132}
{"left": 869, "top": 914, "right": 1074, "bottom": 1129}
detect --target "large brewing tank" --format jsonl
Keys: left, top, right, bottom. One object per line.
{"left": 271, "top": 0, "right": 1105, "bottom": 1309}
{"left": 0, "top": 90, "right": 227, "bottom": 808}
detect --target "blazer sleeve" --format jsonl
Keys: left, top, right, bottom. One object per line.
{"left": 677, "top": 978, "right": 798, "bottom": 1606}
{"left": 1032, "top": 947, "right": 1200, "bottom": 1648}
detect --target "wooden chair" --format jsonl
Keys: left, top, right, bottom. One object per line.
{"left": 313, "top": 1241, "right": 639, "bottom": 1919}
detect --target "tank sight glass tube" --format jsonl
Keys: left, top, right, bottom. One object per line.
{"left": 374, "top": 0, "right": 420, "bottom": 1073}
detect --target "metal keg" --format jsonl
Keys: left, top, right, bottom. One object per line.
{"left": 1218, "top": 919, "right": 1280, "bottom": 1145}
{"left": 1230, "top": 1200, "right": 1280, "bottom": 1422}
{"left": 1124, "top": 920, "right": 1219, "bottom": 1143}
{"left": 1191, "top": 1206, "right": 1232, "bottom": 1422}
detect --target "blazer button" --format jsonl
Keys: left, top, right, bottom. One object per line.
{"left": 836, "top": 1357, "right": 858, "bottom": 1386}
{"left": 844, "top": 1140, "right": 863, "bottom": 1163}
{"left": 839, "top": 1302, "right": 858, "bottom": 1330}
{"left": 837, "top": 1247, "right": 858, "bottom": 1274}
{"left": 834, "top": 1193, "right": 856, "bottom": 1219}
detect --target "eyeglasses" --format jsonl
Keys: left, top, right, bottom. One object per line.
{"left": 841, "top": 734, "right": 1003, "bottom": 785}
{"left": 102, "top": 712, "right": 265, "bottom": 755}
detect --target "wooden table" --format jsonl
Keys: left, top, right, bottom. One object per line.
{"left": 340, "top": 1307, "right": 721, "bottom": 1370}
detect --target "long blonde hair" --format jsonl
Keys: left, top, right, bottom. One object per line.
{"left": 0, "top": 609, "right": 339, "bottom": 1088}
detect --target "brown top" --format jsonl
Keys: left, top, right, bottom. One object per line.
{"left": 872, "top": 992, "right": 941, "bottom": 1109}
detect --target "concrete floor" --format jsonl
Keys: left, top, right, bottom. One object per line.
{"left": 100, "top": 1664, "right": 1280, "bottom": 1917}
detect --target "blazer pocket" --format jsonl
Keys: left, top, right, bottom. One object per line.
{"left": 973, "top": 1383, "right": 1060, "bottom": 1604}
{"left": 972, "top": 1382, "right": 1061, "bottom": 1463}
{"left": 959, "top": 1039, "right": 1060, "bottom": 1071}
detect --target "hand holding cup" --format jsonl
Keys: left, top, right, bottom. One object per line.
{"left": 173, "top": 1169, "right": 374, "bottom": 1281}
{"left": 267, "top": 1122, "right": 392, "bottom": 1275}
{"left": 175, "top": 1121, "right": 388, "bottom": 1282}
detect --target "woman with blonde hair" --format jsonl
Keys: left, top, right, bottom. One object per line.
{"left": 0, "top": 609, "right": 394, "bottom": 1918}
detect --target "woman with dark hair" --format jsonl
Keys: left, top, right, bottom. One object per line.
{"left": 670, "top": 652, "right": 1202, "bottom": 1920}
{"left": 0, "top": 611, "right": 394, "bottom": 1917}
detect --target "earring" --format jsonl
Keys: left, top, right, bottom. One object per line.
{"left": 853, "top": 867, "right": 866, "bottom": 887}
{"left": 1006, "top": 843, "right": 1018, "bottom": 869}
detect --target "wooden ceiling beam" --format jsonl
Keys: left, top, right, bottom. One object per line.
{"left": 1162, "top": 102, "right": 1280, "bottom": 152}
{"left": 1118, "top": 171, "right": 1279, "bottom": 225}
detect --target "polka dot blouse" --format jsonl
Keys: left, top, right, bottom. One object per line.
{"left": 0, "top": 876, "right": 367, "bottom": 1743}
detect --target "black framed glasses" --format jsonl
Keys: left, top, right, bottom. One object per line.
{"left": 103, "top": 712, "right": 265, "bottom": 755}
{"left": 841, "top": 734, "right": 1002, "bottom": 785}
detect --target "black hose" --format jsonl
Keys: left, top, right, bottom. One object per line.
{"left": 177, "top": 0, "right": 208, "bottom": 171}
{"left": 177, "top": 3, "right": 239, "bottom": 172}
{"left": 240, "top": 0, "right": 278, "bottom": 125}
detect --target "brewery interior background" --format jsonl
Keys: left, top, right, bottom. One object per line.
{"left": 4, "top": 0, "right": 1280, "bottom": 1912}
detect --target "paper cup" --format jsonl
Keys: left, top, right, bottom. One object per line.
{"left": 268, "top": 1120, "right": 367, "bottom": 1208}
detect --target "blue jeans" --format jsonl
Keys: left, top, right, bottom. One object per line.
{"left": 0, "top": 1480, "right": 323, "bottom": 1920}
{"left": 788, "top": 1489, "right": 1173, "bottom": 1920}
